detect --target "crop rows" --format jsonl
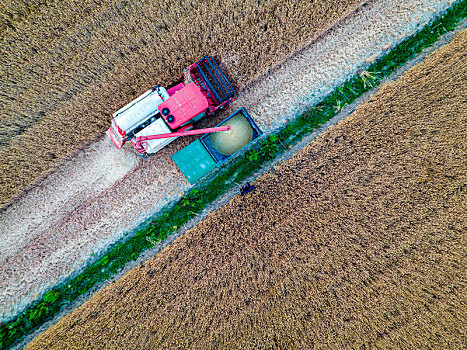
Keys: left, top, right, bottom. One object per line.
{"left": 25, "top": 25, "right": 467, "bottom": 350}
{"left": 1, "top": 3, "right": 466, "bottom": 347}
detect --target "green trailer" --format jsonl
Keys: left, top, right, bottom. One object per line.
{"left": 172, "top": 107, "right": 262, "bottom": 184}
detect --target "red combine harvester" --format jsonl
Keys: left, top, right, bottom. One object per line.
{"left": 106, "top": 56, "right": 237, "bottom": 158}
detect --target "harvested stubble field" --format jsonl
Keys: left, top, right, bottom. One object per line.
{"left": 0, "top": 0, "right": 366, "bottom": 208}
{"left": 26, "top": 28, "right": 467, "bottom": 350}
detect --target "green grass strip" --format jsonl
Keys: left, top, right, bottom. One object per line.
{"left": 1, "top": 1, "right": 466, "bottom": 348}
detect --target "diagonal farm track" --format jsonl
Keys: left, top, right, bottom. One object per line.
{"left": 1, "top": 1, "right": 466, "bottom": 348}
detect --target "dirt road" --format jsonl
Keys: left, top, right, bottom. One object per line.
{"left": 26, "top": 25, "right": 467, "bottom": 350}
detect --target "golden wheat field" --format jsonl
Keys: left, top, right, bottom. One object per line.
{"left": 26, "top": 28, "right": 467, "bottom": 350}
{"left": 0, "top": 0, "right": 365, "bottom": 208}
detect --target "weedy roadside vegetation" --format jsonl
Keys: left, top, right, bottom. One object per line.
{"left": 1, "top": 2, "right": 465, "bottom": 348}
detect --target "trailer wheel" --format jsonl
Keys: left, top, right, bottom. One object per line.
{"left": 162, "top": 108, "right": 170, "bottom": 116}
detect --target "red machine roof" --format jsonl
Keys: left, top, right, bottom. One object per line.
{"left": 158, "top": 82, "right": 209, "bottom": 129}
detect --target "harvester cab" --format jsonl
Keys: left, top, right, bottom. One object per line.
{"left": 106, "top": 56, "right": 236, "bottom": 158}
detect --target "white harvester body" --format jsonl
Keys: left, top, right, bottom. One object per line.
{"left": 133, "top": 118, "right": 178, "bottom": 154}
{"left": 106, "top": 86, "right": 170, "bottom": 149}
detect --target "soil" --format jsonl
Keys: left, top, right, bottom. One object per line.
{"left": 0, "top": 0, "right": 456, "bottom": 324}
{"left": 26, "top": 27, "right": 467, "bottom": 350}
